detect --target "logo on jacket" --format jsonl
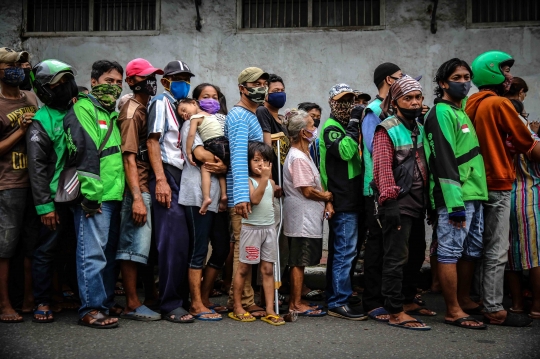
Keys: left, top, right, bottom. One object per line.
{"left": 30, "top": 130, "right": 39, "bottom": 142}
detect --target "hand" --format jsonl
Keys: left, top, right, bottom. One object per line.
{"left": 421, "top": 105, "right": 430, "bottom": 115}
{"left": 426, "top": 210, "right": 437, "bottom": 226}
{"left": 350, "top": 105, "right": 365, "bottom": 120}
{"left": 132, "top": 197, "right": 148, "bottom": 226}
{"left": 155, "top": 178, "right": 172, "bottom": 208}
{"left": 274, "top": 185, "right": 283, "bottom": 198}
{"left": 187, "top": 152, "right": 196, "bottom": 166}
{"left": 203, "top": 156, "right": 227, "bottom": 174}
{"left": 254, "top": 162, "right": 272, "bottom": 179}
{"left": 323, "top": 191, "right": 333, "bottom": 202}
{"left": 41, "top": 211, "right": 60, "bottom": 231}
{"left": 19, "top": 112, "right": 34, "bottom": 133}
{"left": 383, "top": 199, "right": 401, "bottom": 230}
{"left": 530, "top": 120, "right": 540, "bottom": 134}
{"left": 449, "top": 211, "right": 466, "bottom": 229}
{"left": 81, "top": 203, "right": 102, "bottom": 218}
{"left": 235, "top": 202, "right": 251, "bottom": 219}
{"left": 324, "top": 202, "right": 335, "bottom": 219}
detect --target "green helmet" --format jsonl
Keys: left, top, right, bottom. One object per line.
{"left": 471, "top": 50, "right": 514, "bottom": 88}
{"left": 31, "top": 59, "right": 77, "bottom": 106}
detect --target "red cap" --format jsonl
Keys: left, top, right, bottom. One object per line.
{"left": 126, "top": 58, "right": 164, "bottom": 77}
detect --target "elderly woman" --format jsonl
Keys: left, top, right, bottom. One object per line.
{"left": 282, "top": 109, "right": 333, "bottom": 317}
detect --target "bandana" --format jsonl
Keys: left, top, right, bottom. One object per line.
{"left": 329, "top": 99, "right": 354, "bottom": 126}
{"left": 91, "top": 83, "right": 122, "bottom": 112}
{"left": 381, "top": 75, "right": 422, "bottom": 115}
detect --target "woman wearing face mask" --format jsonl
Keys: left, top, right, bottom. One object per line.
{"left": 282, "top": 109, "right": 332, "bottom": 317}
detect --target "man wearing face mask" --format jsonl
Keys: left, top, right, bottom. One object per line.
{"left": 26, "top": 60, "right": 79, "bottom": 323}
{"left": 147, "top": 59, "right": 196, "bottom": 323}
{"left": 0, "top": 47, "right": 39, "bottom": 324}
{"left": 19, "top": 61, "right": 33, "bottom": 92}
{"left": 372, "top": 76, "right": 431, "bottom": 330}
{"left": 423, "top": 58, "right": 488, "bottom": 330}
{"left": 115, "top": 58, "right": 163, "bottom": 322}
{"left": 319, "top": 84, "right": 366, "bottom": 320}
{"left": 63, "top": 60, "right": 125, "bottom": 329}
{"left": 465, "top": 51, "right": 540, "bottom": 327}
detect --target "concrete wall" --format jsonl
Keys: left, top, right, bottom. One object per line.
{"left": 0, "top": 0, "right": 539, "bottom": 117}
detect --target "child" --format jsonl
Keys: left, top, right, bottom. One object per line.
{"left": 177, "top": 98, "right": 229, "bottom": 214}
{"left": 228, "top": 142, "right": 284, "bottom": 326}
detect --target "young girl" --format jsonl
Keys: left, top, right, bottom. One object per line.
{"left": 228, "top": 142, "right": 284, "bottom": 326}
{"left": 177, "top": 98, "right": 229, "bottom": 214}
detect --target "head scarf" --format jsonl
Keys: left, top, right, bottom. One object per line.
{"left": 381, "top": 75, "right": 423, "bottom": 115}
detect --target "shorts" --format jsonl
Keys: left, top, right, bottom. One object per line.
{"left": 436, "top": 200, "right": 483, "bottom": 264}
{"left": 116, "top": 191, "right": 152, "bottom": 264}
{"left": 0, "top": 188, "right": 40, "bottom": 258}
{"left": 239, "top": 225, "right": 278, "bottom": 264}
{"left": 288, "top": 237, "right": 322, "bottom": 267}
{"left": 203, "top": 136, "right": 230, "bottom": 167}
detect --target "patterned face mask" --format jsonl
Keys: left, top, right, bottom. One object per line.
{"left": 91, "top": 83, "right": 122, "bottom": 112}
{"left": 243, "top": 85, "right": 266, "bottom": 104}
{"left": 329, "top": 99, "right": 353, "bottom": 125}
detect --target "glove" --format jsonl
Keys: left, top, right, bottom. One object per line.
{"left": 383, "top": 199, "right": 401, "bottom": 228}
{"left": 81, "top": 199, "right": 101, "bottom": 217}
{"left": 449, "top": 210, "right": 466, "bottom": 223}
{"left": 350, "top": 105, "right": 365, "bottom": 121}
{"left": 345, "top": 118, "right": 360, "bottom": 143}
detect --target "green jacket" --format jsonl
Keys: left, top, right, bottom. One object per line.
{"left": 63, "top": 94, "right": 125, "bottom": 209}
{"left": 423, "top": 98, "right": 488, "bottom": 212}
{"left": 26, "top": 106, "right": 68, "bottom": 215}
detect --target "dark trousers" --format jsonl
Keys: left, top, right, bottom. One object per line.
{"left": 362, "top": 197, "right": 384, "bottom": 312}
{"left": 150, "top": 168, "right": 190, "bottom": 314}
{"left": 381, "top": 214, "right": 426, "bottom": 314}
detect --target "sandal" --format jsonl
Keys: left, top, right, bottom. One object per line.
{"left": 190, "top": 309, "right": 222, "bottom": 321}
{"left": 444, "top": 316, "right": 487, "bottom": 330}
{"left": 484, "top": 312, "right": 533, "bottom": 327}
{"left": 208, "top": 304, "right": 228, "bottom": 314}
{"left": 301, "top": 289, "right": 324, "bottom": 301}
{"left": 114, "top": 284, "right": 125, "bottom": 296}
{"left": 163, "top": 307, "right": 195, "bottom": 324}
{"left": 78, "top": 310, "right": 118, "bottom": 329}
{"left": 228, "top": 312, "right": 256, "bottom": 322}
{"left": 528, "top": 311, "right": 540, "bottom": 320}
{"left": 413, "top": 294, "right": 426, "bottom": 307}
{"left": 0, "top": 312, "right": 24, "bottom": 323}
{"left": 296, "top": 309, "right": 326, "bottom": 317}
{"left": 368, "top": 307, "right": 390, "bottom": 322}
{"left": 32, "top": 304, "right": 54, "bottom": 323}
{"left": 108, "top": 303, "right": 124, "bottom": 317}
{"left": 261, "top": 314, "right": 285, "bottom": 326}
{"left": 120, "top": 305, "right": 161, "bottom": 321}
{"left": 388, "top": 319, "right": 431, "bottom": 331}
{"left": 405, "top": 307, "right": 437, "bottom": 317}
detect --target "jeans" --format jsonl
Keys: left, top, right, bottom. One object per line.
{"left": 185, "top": 207, "right": 230, "bottom": 269}
{"left": 32, "top": 204, "right": 72, "bottom": 305}
{"left": 117, "top": 191, "right": 152, "bottom": 264}
{"left": 362, "top": 197, "right": 385, "bottom": 312}
{"left": 73, "top": 201, "right": 121, "bottom": 318}
{"left": 326, "top": 211, "right": 359, "bottom": 309}
{"left": 481, "top": 190, "right": 511, "bottom": 313}
{"left": 381, "top": 214, "right": 426, "bottom": 314}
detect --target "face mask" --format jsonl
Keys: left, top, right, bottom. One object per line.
{"left": 91, "top": 83, "right": 122, "bottom": 112}
{"left": 1, "top": 67, "right": 25, "bottom": 87}
{"left": 396, "top": 105, "right": 423, "bottom": 121}
{"left": 445, "top": 81, "right": 471, "bottom": 100}
{"left": 19, "top": 68, "right": 32, "bottom": 91}
{"left": 313, "top": 119, "right": 321, "bottom": 128}
{"left": 267, "top": 92, "right": 286, "bottom": 109}
{"left": 243, "top": 86, "right": 266, "bottom": 104}
{"left": 199, "top": 98, "right": 220, "bottom": 114}
{"left": 329, "top": 99, "right": 353, "bottom": 125}
{"left": 130, "top": 76, "right": 157, "bottom": 96}
{"left": 302, "top": 128, "right": 317, "bottom": 144}
{"left": 49, "top": 78, "right": 79, "bottom": 111}
{"left": 502, "top": 73, "right": 513, "bottom": 94}
{"left": 166, "top": 80, "right": 190, "bottom": 100}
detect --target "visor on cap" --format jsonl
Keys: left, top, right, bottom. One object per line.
{"left": 49, "top": 71, "right": 75, "bottom": 85}
{"left": 238, "top": 67, "right": 269, "bottom": 84}
{"left": 0, "top": 47, "right": 29, "bottom": 64}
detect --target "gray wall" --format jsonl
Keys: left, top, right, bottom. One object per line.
{"left": 1, "top": 0, "right": 539, "bottom": 117}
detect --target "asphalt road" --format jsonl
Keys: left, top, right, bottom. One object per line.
{"left": 1, "top": 292, "right": 539, "bottom": 359}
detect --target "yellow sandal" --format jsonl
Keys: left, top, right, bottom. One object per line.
{"left": 261, "top": 314, "right": 285, "bottom": 326}
{"left": 228, "top": 312, "right": 256, "bottom": 322}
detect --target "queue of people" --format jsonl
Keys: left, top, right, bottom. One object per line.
{"left": 0, "top": 46, "right": 538, "bottom": 331}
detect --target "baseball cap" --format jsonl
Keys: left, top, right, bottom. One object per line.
{"left": 329, "top": 83, "right": 355, "bottom": 100}
{"left": 50, "top": 71, "right": 75, "bottom": 85}
{"left": 163, "top": 60, "right": 195, "bottom": 77}
{"left": 126, "top": 58, "right": 164, "bottom": 77}
{"left": 0, "top": 47, "right": 29, "bottom": 64}
{"left": 353, "top": 90, "right": 371, "bottom": 101}
{"left": 238, "top": 67, "right": 269, "bottom": 85}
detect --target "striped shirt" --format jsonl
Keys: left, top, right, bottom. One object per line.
{"left": 147, "top": 91, "right": 184, "bottom": 170}
{"left": 225, "top": 106, "right": 263, "bottom": 207}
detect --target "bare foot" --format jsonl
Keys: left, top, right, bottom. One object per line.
{"left": 219, "top": 196, "right": 228, "bottom": 212}
{"left": 389, "top": 312, "right": 427, "bottom": 328}
{"left": 190, "top": 305, "right": 222, "bottom": 320}
{"left": 200, "top": 197, "right": 212, "bottom": 215}
{"left": 0, "top": 307, "right": 23, "bottom": 323}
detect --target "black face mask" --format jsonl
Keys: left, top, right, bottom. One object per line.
{"left": 129, "top": 76, "right": 157, "bottom": 96}
{"left": 314, "top": 119, "right": 321, "bottom": 128}
{"left": 19, "top": 68, "right": 33, "bottom": 91}
{"left": 397, "top": 105, "right": 422, "bottom": 121}
{"left": 49, "top": 79, "right": 78, "bottom": 111}
{"left": 445, "top": 81, "right": 471, "bottom": 100}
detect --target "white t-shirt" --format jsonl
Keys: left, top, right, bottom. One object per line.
{"left": 283, "top": 147, "right": 325, "bottom": 238}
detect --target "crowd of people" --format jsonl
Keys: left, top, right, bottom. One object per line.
{"left": 0, "top": 45, "right": 538, "bottom": 331}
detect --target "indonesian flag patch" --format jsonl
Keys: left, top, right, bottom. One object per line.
{"left": 461, "top": 124, "right": 470, "bottom": 133}
{"left": 99, "top": 120, "right": 108, "bottom": 129}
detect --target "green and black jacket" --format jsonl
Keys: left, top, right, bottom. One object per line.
{"left": 63, "top": 94, "right": 125, "bottom": 209}
{"left": 423, "top": 98, "right": 488, "bottom": 212}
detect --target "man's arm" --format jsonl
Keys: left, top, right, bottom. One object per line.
{"left": 123, "top": 153, "right": 147, "bottom": 225}
{"left": 323, "top": 123, "right": 359, "bottom": 162}
{"left": 500, "top": 99, "right": 540, "bottom": 161}
{"left": 0, "top": 113, "right": 33, "bottom": 156}
{"left": 361, "top": 111, "right": 381, "bottom": 154}
{"left": 147, "top": 97, "right": 171, "bottom": 208}
{"left": 372, "top": 127, "right": 400, "bottom": 205}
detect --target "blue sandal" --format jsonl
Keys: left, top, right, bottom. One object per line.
{"left": 368, "top": 307, "right": 390, "bottom": 322}
{"left": 32, "top": 304, "right": 54, "bottom": 323}
{"left": 191, "top": 309, "right": 222, "bottom": 321}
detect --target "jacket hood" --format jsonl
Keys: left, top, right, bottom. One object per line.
{"left": 465, "top": 90, "right": 496, "bottom": 121}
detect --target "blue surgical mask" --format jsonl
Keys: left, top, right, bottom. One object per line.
{"left": 167, "top": 80, "right": 190, "bottom": 100}
{"left": 267, "top": 92, "right": 287, "bottom": 109}
{"left": 1, "top": 67, "right": 25, "bottom": 87}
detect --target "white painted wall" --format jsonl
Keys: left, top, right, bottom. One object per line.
{"left": 0, "top": 0, "right": 539, "bottom": 118}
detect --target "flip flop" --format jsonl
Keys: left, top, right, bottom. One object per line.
{"left": 483, "top": 312, "right": 532, "bottom": 327}
{"left": 388, "top": 319, "right": 431, "bottom": 331}
{"left": 444, "top": 316, "right": 487, "bottom": 330}
{"left": 261, "top": 314, "right": 285, "bottom": 326}
{"left": 120, "top": 305, "right": 161, "bottom": 321}
{"left": 163, "top": 307, "right": 195, "bottom": 324}
{"left": 78, "top": 310, "right": 118, "bottom": 329}
{"left": 368, "top": 307, "right": 390, "bottom": 322}
{"left": 405, "top": 307, "right": 437, "bottom": 316}
{"left": 302, "top": 290, "right": 324, "bottom": 301}
{"left": 32, "top": 306, "right": 55, "bottom": 323}
{"left": 0, "top": 313, "right": 24, "bottom": 323}
{"left": 208, "top": 304, "right": 228, "bottom": 314}
{"left": 228, "top": 312, "right": 256, "bottom": 322}
{"left": 191, "top": 309, "right": 222, "bottom": 321}
{"left": 297, "top": 309, "right": 327, "bottom": 317}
